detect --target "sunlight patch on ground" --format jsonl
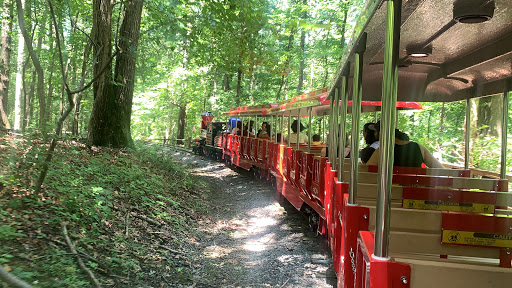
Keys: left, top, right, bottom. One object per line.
{"left": 247, "top": 202, "right": 286, "bottom": 217}
{"left": 277, "top": 254, "right": 303, "bottom": 265}
{"left": 204, "top": 245, "right": 234, "bottom": 258}
{"left": 243, "top": 233, "right": 276, "bottom": 252}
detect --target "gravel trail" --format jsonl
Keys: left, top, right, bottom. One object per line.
{"left": 171, "top": 150, "right": 336, "bottom": 288}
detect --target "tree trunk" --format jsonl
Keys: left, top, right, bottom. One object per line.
{"left": 339, "top": 0, "right": 350, "bottom": 52}
{"left": 236, "top": 67, "right": 242, "bottom": 106}
{"left": 72, "top": 41, "right": 92, "bottom": 135}
{"left": 176, "top": 104, "right": 186, "bottom": 145}
{"left": 16, "top": 0, "right": 45, "bottom": 129}
{"left": 87, "top": 0, "right": 144, "bottom": 148}
{"left": 13, "top": 0, "right": 25, "bottom": 130}
{"left": 223, "top": 73, "right": 231, "bottom": 91}
{"left": 276, "top": 74, "right": 285, "bottom": 102}
{"left": 25, "top": 69, "right": 35, "bottom": 128}
{"left": 297, "top": 0, "right": 307, "bottom": 94}
{"left": 46, "top": 22, "right": 55, "bottom": 125}
{"left": 60, "top": 56, "right": 71, "bottom": 117}
{"left": 477, "top": 96, "right": 501, "bottom": 137}
{"left": 0, "top": 0, "right": 13, "bottom": 129}
{"left": 439, "top": 102, "right": 445, "bottom": 132}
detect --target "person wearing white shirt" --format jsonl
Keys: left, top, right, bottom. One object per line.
{"left": 286, "top": 120, "right": 308, "bottom": 144}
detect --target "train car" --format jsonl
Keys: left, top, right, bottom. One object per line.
{"left": 203, "top": 0, "right": 512, "bottom": 287}
{"left": 321, "top": 0, "right": 512, "bottom": 287}
{"left": 192, "top": 112, "right": 226, "bottom": 159}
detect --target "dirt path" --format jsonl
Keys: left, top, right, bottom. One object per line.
{"left": 170, "top": 150, "right": 336, "bottom": 288}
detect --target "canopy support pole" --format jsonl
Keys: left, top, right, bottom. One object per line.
{"left": 329, "top": 91, "right": 335, "bottom": 164}
{"left": 308, "top": 107, "right": 312, "bottom": 153}
{"left": 288, "top": 111, "right": 292, "bottom": 147}
{"left": 333, "top": 88, "right": 340, "bottom": 168}
{"left": 349, "top": 33, "right": 367, "bottom": 203}
{"left": 297, "top": 108, "right": 301, "bottom": 150}
{"left": 374, "top": 0, "right": 402, "bottom": 259}
{"left": 465, "top": 97, "right": 471, "bottom": 170}
{"left": 337, "top": 65, "right": 350, "bottom": 181}
{"left": 501, "top": 84, "right": 510, "bottom": 180}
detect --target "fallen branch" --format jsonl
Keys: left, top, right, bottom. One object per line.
{"left": 130, "top": 212, "right": 162, "bottom": 227}
{"left": 0, "top": 265, "right": 33, "bottom": 288}
{"left": 61, "top": 222, "right": 102, "bottom": 288}
{"left": 111, "top": 206, "right": 162, "bottom": 227}
{"left": 157, "top": 245, "right": 185, "bottom": 254}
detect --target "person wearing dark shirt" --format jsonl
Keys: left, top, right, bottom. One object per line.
{"left": 359, "top": 122, "right": 379, "bottom": 164}
{"left": 366, "top": 121, "right": 443, "bottom": 168}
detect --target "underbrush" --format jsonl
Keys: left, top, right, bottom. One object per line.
{"left": 0, "top": 135, "right": 210, "bottom": 287}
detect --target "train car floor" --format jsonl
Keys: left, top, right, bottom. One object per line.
{"left": 170, "top": 149, "right": 336, "bottom": 288}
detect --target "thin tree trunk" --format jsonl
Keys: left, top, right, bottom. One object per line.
{"left": 72, "top": 41, "right": 92, "bottom": 135}
{"left": 0, "top": 0, "right": 13, "bottom": 129}
{"left": 46, "top": 22, "right": 55, "bottom": 125}
{"left": 339, "top": 1, "right": 350, "bottom": 52}
{"left": 223, "top": 73, "right": 231, "bottom": 91}
{"left": 13, "top": 0, "right": 25, "bottom": 130}
{"left": 322, "top": 56, "right": 329, "bottom": 87}
{"left": 16, "top": 0, "right": 45, "bottom": 130}
{"left": 249, "top": 67, "right": 255, "bottom": 104}
{"left": 236, "top": 67, "right": 242, "bottom": 106}
{"left": 296, "top": 0, "right": 307, "bottom": 94}
{"left": 297, "top": 29, "right": 305, "bottom": 92}
{"left": 439, "top": 102, "right": 445, "bottom": 132}
{"left": 276, "top": 75, "right": 285, "bottom": 102}
{"left": 277, "top": 29, "right": 295, "bottom": 101}
{"left": 322, "top": 30, "right": 330, "bottom": 87}
{"left": 60, "top": 55, "right": 71, "bottom": 117}
{"left": 176, "top": 104, "right": 186, "bottom": 145}
{"left": 26, "top": 69, "right": 36, "bottom": 128}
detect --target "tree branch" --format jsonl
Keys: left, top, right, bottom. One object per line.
{"left": 61, "top": 222, "right": 102, "bottom": 288}
{"left": 0, "top": 265, "right": 33, "bottom": 288}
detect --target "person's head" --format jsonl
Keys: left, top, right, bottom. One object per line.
{"left": 261, "top": 121, "right": 268, "bottom": 131}
{"left": 236, "top": 121, "right": 242, "bottom": 129}
{"left": 363, "top": 122, "right": 378, "bottom": 145}
{"left": 375, "top": 121, "right": 409, "bottom": 141}
{"left": 291, "top": 119, "right": 305, "bottom": 133}
{"left": 312, "top": 134, "right": 321, "bottom": 142}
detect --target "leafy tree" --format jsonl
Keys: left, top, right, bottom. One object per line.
{"left": 87, "top": 0, "right": 144, "bottom": 148}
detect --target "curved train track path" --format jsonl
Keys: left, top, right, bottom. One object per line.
{"left": 170, "top": 149, "right": 336, "bottom": 288}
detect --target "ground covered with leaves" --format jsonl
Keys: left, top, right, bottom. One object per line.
{"left": 0, "top": 134, "right": 334, "bottom": 287}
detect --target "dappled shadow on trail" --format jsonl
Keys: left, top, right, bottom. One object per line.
{"left": 170, "top": 150, "right": 336, "bottom": 288}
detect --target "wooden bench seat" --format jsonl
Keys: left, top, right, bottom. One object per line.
{"left": 394, "top": 256, "right": 512, "bottom": 287}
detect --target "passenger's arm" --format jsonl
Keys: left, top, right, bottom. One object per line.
{"left": 365, "top": 147, "right": 380, "bottom": 166}
{"left": 419, "top": 144, "right": 444, "bottom": 168}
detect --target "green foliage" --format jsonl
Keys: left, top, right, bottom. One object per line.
{"left": 0, "top": 137, "right": 208, "bottom": 286}
{"left": 132, "top": 0, "right": 368, "bottom": 142}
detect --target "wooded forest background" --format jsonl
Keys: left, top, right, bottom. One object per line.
{"left": 0, "top": 0, "right": 510, "bottom": 174}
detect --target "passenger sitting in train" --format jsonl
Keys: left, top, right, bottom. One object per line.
{"left": 359, "top": 122, "right": 379, "bottom": 164}
{"left": 257, "top": 122, "right": 271, "bottom": 138}
{"left": 243, "top": 121, "right": 256, "bottom": 137}
{"left": 366, "top": 122, "right": 443, "bottom": 168}
{"left": 311, "top": 134, "right": 322, "bottom": 145}
{"left": 286, "top": 120, "right": 308, "bottom": 144}
{"left": 231, "top": 121, "right": 242, "bottom": 135}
